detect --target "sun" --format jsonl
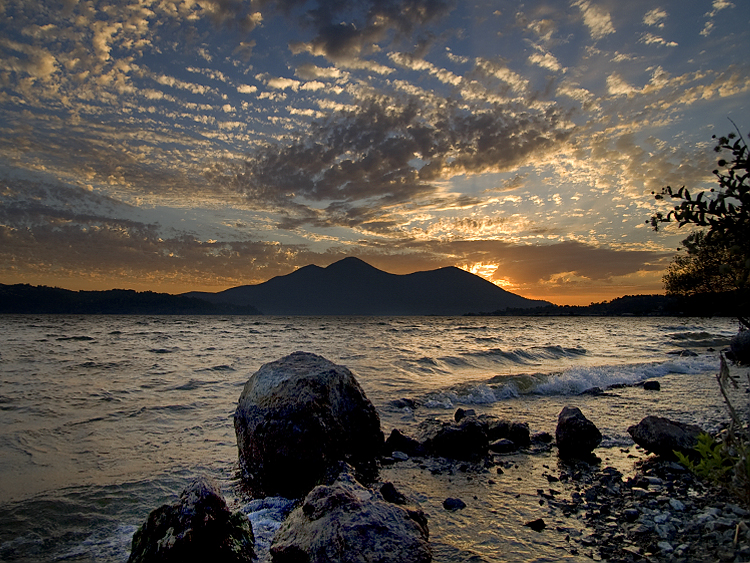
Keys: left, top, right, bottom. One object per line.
{"left": 459, "top": 262, "right": 518, "bottom": 290}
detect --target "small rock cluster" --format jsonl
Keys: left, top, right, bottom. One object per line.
{"left": 383, "top": 407, "right": 545, "bottom": 462}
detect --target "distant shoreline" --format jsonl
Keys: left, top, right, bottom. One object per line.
{"left": 1, "top": 283, "right": 744, "bottom": 318}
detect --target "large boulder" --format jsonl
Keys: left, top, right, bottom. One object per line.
{"left": 270, "top": 472, "right": 431, "bottom": 563}
{"left": 555, "top": 406, "right": 602, "bottom": 458}
{"left": 234, "top": 352, "right": 384, "bottom": 498}
{"left": 128, "top": 476, "right": 254, "bottom": 563}
{"left": 627, "top": 415, "right": 703, "bottom": 458}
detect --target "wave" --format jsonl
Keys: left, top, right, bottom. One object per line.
{"left": 195, "top": 364, "right": 235, "bottom": 372}
{"left": 399, "top": 345, "right": 588, "bottom": 378}
{"left": 242, "top": 497, "right": 296, "bottom": 561}
{"left": 422, "top": 353, "right": 720, "bottom": 409}
{"left": 667, "top": 331, "right": 731, "bottom": 348}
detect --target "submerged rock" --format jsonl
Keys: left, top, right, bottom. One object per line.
{"left": 627, "top": 415, "right": 703, "bottom": 458}
{"left": 270, "top": 472, "right": 431, "bottom": 563}
{"left": 555, "top": 406, "right": 602, "bottom": 459}
{"left": 234, "top": 352, "right": 384, "bottom": 498}
{"left": 128, "top": 476, "right": 254, "bottom": 563}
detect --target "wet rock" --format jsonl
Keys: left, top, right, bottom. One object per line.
{"left": 380, "top": 482, "right": 407, "bottom": 505}
{"left": 270, "top": 473, "right": 431, "bottom": 563}
{"left": 489, "top": 438, "right": 517, "bottom": 453}
{"left": 454, "top": 408, "right": 476, "bottom": 422}
{"left": 555, "top": 406, "right": 602, "bottom": 458}
{"left": 416, "top": 416, "right": 488, "bottom": 460}
{"left": 643, "top": 380, "right": 661, "bottom": 391}
{"left": 623, "top": 508, "right": 639, "bottom": 522}
{"left": 627, "top": 416, "right": 703, "bottom": 459}
{"left": 525, "top": 518, "right": 546, "bottom": 532}
{"left": 532, "top": 431, "right": 553, "bottom": 443}
{"left": 392, "top": 451, "right": 410, "bottom": 462}
{"left": 390, "top": 398, "right": 417, "bottom": 409}
{"left": 128, "top": 476, "right": 254, "bottom": 563}
{"left": 234, "top": 352, "right": 384, "bottom": 498}
{"left": 442, "top": 497, "right": 467, "bottom": 511}
{"left": 385, "top": 428, "right": 422, "bottom": 457}
{"left": 485, "top": 418, "right": 531, "bottom": 448}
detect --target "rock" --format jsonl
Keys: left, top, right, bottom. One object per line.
{"left": 532, "top": 431, "right": 553, "bottom": 443}
{"left": 668, "top": 349, "right": 698, "bottom": 357}
{"left": 485, "top": 418, "right": 531, "bottom": 447}
{"left": 643, "top": 380, "right": 661, "bottom": 391}
{"left": 669, "top": 498, "right": 685, "bottom": 511}
{"left": 415, "top": 416, "right": 488, "bottom": 460}
{"left": 234, "top": 352, "right": 384, "bottom": 498}
{"left": 657, "top": 541, "right": 674, "bottom": 553}
{"left": 489, "top": 438, "right": 517, "bottom": 453}
{"left": 624, "top": 508, "right": 639, "bottom": 522}
{"left": 385, "top": 428, "right": 422, "bottom": 457}
{"left": 627, "top": 416, "right": 703, "bottom": 458}
{"left": 555, "top": 406, "right": 602, "bottom": 458}
{"left": 730, "top": 330, "right": 750, "bottom": 365}
{"left": 270, "top": 473, "right": 431, "bottom": 563}
{"left": 454, "top": 408, "right": 476, "bottom": 422}
{"left": 380, "top": 482, "right": 407, "bottom": 505}
{"left": 390, "top": 398, "right": 417, "bottom": 409}
{"left": 524, "top": 518, "right": 546, "bottom": 532}
{"left": 442, "top": 498, "right": 466, "bottom": 511}
{"left": 128, "top": 476, "right": 254, "bottom": 563}
{"left": 392, "top": 451, "right": 410, "bottom": 462}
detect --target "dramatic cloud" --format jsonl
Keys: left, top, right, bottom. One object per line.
{"left": 0, "top": 0, "right": 748, "bottom": 304}
{"left": 213, "top": 94, "right": 573, "bottom": 233}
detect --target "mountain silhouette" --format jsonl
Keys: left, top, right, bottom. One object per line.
{"left": 183, "top": 257, "right": 549, "bottom": 315}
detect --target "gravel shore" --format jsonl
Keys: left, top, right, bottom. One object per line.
{"left": 530, "top": 450, "right": 748, "bottom": 562}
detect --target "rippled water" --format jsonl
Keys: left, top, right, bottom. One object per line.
{"left": 0, "top": 315, "right": 742, "bottom": 562}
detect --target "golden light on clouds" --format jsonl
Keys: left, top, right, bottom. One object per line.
{"left": 0, "top": 0, "right": 747, "bottom": 305}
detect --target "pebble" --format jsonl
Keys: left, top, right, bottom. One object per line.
{"left": 442, "top": 497, "right": 466, "bottom": 511}
{"left": 669, "top": 498, "right": 685, "bottom": 511}
{"left": 391, "top": 451, "right": 410, "bottom": 461}
{"left": 657, "top": 541, "right": 673, "bottom": 552}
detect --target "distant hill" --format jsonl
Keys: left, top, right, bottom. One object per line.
{"left": 0, "top": 284, "right": 261, "bottom": 315}
{"left": 478, "top": 292, "right": 744, "bottom": 317}
{"left": 183, "top": 257, "right": 550, "bottom": 315}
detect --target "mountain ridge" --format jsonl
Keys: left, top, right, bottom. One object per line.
{"left": 183, "top": 257, "right": 549, "bottom": 315}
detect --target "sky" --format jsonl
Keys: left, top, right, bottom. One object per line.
{"left": 0, "top": 0, "right": 748, "bottom": 306}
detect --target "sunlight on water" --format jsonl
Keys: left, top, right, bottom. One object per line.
{"left": 0, "top": 315, "right": 740, "bottom": 562}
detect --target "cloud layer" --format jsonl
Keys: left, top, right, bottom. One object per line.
{"left": 0, "top": 0, "right": 748, "bottom": 304}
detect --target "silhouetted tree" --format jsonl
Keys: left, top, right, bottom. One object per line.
{"left": 650, "top": 127, "right": 750, "bottom": 327}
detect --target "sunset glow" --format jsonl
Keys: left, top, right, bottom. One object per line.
{"left": 1, "top": 0, "right": 748, "bottom": 305}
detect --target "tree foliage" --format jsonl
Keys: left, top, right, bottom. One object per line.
{"left": 650, "top": 128, "right": 750, "bottom": 326}
{"left": 662, "top": 231, "right": 738, "bottom": 296}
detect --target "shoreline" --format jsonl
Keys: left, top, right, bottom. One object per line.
{"left": 375, "top": 442, "right": 747, "bottom": 563}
